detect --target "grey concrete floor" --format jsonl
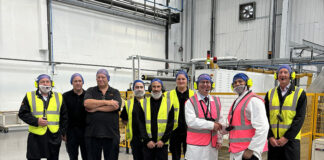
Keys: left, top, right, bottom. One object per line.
{"left": 0, "top": 130, "right": 135, "bottom": 160}
{"left": 0, "top": 130, "right": 174, "bottom": 160}
{"left": 0, "top": 130, "right": 266, "bottom": 160}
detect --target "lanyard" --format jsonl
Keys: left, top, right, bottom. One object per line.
{"left": 199, "top": 99, "right": 212, "bottom": 120}
{"left": 228, "top": 90, "right": 252, "bottom": 125}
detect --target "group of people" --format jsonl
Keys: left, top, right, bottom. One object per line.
{"left": 19, "top": 69, "right": 121, "bottom": 160}
{"left": 18, "top": 65, "right": 306, "bottom": 160}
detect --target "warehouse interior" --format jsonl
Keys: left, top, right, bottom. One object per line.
{"left": 0, "top": 0, "right": 324, "bottom": 159}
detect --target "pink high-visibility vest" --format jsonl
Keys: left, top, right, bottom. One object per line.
{"left": 186, "top": 94, "right": 221, "bottom": 147}
{"left": 228, "top": 91, "right": 268, "bottom": 153}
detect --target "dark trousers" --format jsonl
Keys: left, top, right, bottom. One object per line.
{"left": 268, "top": 139, "right": 300, "bottom": 160}
{"left": 86, "top": 137, "right": 119, "bottom": 160}
{"left": 130, "top": 139, "right": 144, "bottom": 160}
{"left": 66, "top": 127, "right": 87, "bottom": 160}
{"left": 27, "top": 131, "right": 61, "bottom": 160}
{"left": 143, "top": 145, "right": 168, "bottom": 160}
{"left": 169, "top": 130, "right": 186, "bottom": 160}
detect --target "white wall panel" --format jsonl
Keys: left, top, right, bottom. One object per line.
{"left": 0, "top": 62, "right": 49, "bottom": 111}
{"left": 214, "top": 0, "right": 271, "bottom": 60}
{"left": 0, "top": 0, "right": 169, "bottom": 111}
{"left": 52, "top": 3, "right": 165, "bottom": 69}
{"left": 289, "top": 0, "right": 324, "bottom": 57}
{"left": 0, "top": 0, "right": 47, "bottom": 60}
{"left": 0, "top": 0, "right": 50, "bottom": 111}
{"left": 192, "top": 0, "right": 212, "bottom": 58}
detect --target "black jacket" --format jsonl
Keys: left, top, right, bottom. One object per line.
{"left": 63, "top": 89, "right": 86, "bottom": 128}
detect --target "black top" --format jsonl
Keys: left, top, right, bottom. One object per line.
{"left": 265, "top": 84, "right": 307, "bottom": 140}
{"left": 63, "top": 89, "right": 86, "bottom": 128}
{"left": 142, "top": 96, "right": 174, "bottom": 145}
{"left": 84, "top": 86, "right": 122, "bottom": 138}
{"left": 175, "top": 88, "right": 190, "bottom": 132}
{"left": 120, "top": 106, "right": 128, "bottom": 121}
{"left": 120, "top": 98, "right": 146, "bottom": 143}
{"left": 18, "top": 90, "right": 68, "bottom": 135}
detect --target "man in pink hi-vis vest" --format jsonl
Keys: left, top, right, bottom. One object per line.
{"left": 223, "top": 73, "right": 269, "bottom": 160}
{"left": 185, "top": 74, "right": 223, "bottom": 160}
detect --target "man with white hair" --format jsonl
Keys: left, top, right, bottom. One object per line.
{"left": 19, "top": 74, "right": 68, "bottom": 160}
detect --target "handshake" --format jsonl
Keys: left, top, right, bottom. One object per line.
{"left": 213, "top": 122, "right": 222, "bottom": 131}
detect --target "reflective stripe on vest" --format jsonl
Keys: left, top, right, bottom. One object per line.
{"left": 144, "top": 93, "right": 171, "bottom": 144}
{"left": 228, "top": 92, "right": 267, "bottom": 153}
{"left": 169, "top": 89, "right": 194, "bottom": 129}
{"left": 125, "top": 98, "right": 144, "bottom": 141}
{"left": 186, "top": 94, "right": 221, "bottom": 147}
{"left": 125, "top": 99, "right": 132, "bottom": 141}
{"left": 268, "top": 87, "right": 302, "bottom": 140}
{"left": 27, "top": 91, "right": 62, "bottom": 135}
{"left": 30, "top": 91, "right": 60, "bottom": 117}
{"left": 269, "top": 87, "right": 300, "bottom": 112}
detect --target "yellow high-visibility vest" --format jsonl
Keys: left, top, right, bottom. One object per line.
{"left": 268, "top": 86, "right": 303, "bottom": 140}
{"left": 125, "top": 98, "right": 144, "bottom": 141}
{"left": 26, "top": 91, "right": 62, "bottom": 135}
{"left": 144, "top": 93, "right": 171, "bottom": 144}
{"left": 169, "top": 89, "right": 194, "bottom": 129}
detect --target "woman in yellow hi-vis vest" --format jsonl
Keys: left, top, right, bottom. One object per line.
{"left": 265, "top": 65, "right": 307, "bottom": 160}
{"left": 169, "top": 70, "right": 194, "bottom": 160}
{"left": 18, "top": 74, "right": 68, "bottom": 160}
{"left": 141, "top": 78, "right": 174, "bottom": 160}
